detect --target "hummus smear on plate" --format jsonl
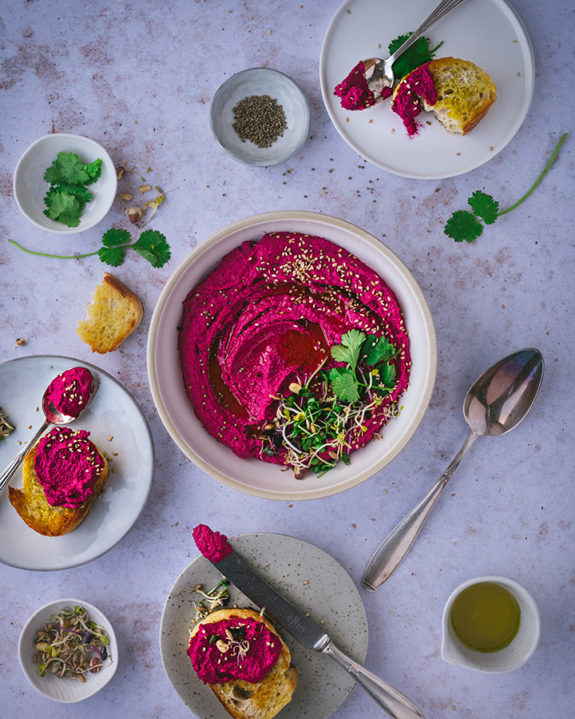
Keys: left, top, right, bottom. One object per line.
{"left": 178, "top": 232, "right": 410, "bottom": 477}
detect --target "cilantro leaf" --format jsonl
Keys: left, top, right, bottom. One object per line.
{"left": 468, "top": 190, "right": 499, "bottom": 225}
{"left": 102, "top": 228, "right": 132, "bottom": 247}
{"left": 389, "top": 33, "right": 443, "bottom": 82}
{"left": 330, "top": 329, "right": 366, "bottom": 371}
{"left": 53, "top": 184, "right": 93, "bottom": 202}
{"left": 378, "top": 363, "right": 397, "bottom": 389}
{"left": 444, "top": 210, "right": 483, "bottom": 243}
{"left": 132, "top": 229, "right": 171, "bottom": 268}
{"left": 98, "top": 245, "right": 127, "bottom": 267}
{"left": 363, "top": 335, "right": 395, "bottom": 365}
{"left": 43, "top": 187, "right": 84, "bottom": 227}
{"left": 329, "top": 367, "right": 360, "bottom": 403}
{"left": 84, "top": 158, "right": 103, "bottom": 185}
{"left": 44, "top": 152, "right": 90, "bottom": 185}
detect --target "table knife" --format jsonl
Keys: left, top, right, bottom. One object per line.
{"left": 208, "top": 548, "right": 424, "bottom": 719}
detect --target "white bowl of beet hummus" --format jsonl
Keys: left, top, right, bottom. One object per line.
{"left": 147, "top": 211, "right": 436, "bottom": 500}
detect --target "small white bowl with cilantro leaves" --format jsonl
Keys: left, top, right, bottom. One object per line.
{"left": 13, "top": 133, "right": 117, "bottom": 234}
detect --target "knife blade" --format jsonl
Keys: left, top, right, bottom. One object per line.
{"left": 208, "top": 546, "right": 424, "bottom": 719}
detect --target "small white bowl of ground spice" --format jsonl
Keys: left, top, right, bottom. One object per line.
{"left": 19, "top": 599, "right": 118, "bottom": 702}
{"left": 210, "top": 67, "right": 310, "bottom": 167}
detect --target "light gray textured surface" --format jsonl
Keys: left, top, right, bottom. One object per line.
{"left": 0, "top": 1, "right": 573, "bottom": 718}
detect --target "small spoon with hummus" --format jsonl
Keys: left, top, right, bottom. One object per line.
{"left": 0, "top": 366, "right": 97, "bottom": 496}
{"left": 338, "top": 0, "right": 468, "bottom": 107}
{"left": 363, "top": 348, "right": 544, "bottom": 590}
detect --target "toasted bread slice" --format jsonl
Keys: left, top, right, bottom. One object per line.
{"left": 423, "top": 57, "right": 496, "bottom": 134}
{"left": 77, "top": 273, "right": 144, "bottom": 353}
{"left": 190, "top": 608, "right": 297, "bottom": 719}
{"left": 8, "top": 438, "right": 109, "bottom": 536}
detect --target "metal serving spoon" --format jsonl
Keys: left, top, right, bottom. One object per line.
{"left": 0, "top": 369, "right": 97, "bottom": 496}
{"left": 363, "top": 0, "right": 469, "bottom": 103}
{"left": 363, "top": 348, "right": 544, "bottom": 590}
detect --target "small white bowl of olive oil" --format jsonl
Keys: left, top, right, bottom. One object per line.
{"left": 441, "top": 576, "right": 540, "bottom": 673}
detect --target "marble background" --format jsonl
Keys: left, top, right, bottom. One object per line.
{"left": 0, "top": 1, "right": 573, "bottom": 717}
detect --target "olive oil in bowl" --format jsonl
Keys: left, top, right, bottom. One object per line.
{"left": 450, "top": 581, "right": 521, "bottom": 653}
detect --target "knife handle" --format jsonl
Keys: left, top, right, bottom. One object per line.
{"left": 322, "top": 641, "right": 424, "bottom": 719}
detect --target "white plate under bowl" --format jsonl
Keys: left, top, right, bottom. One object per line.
{"left": 320, "top": 0, "right": 534, "bottom": 179}
{"left": 13, "top": 133, "right": 117, "bottom": 233}
{"left": 19, "top": 598, "right": 118, "bottom": 702}
{"left": 147, "top": 210, "right": 436, "bottom": 500}
{"left": 0, "top": 355, "right": 154, "bottom": 570}
{"left": 210, "top": 68, "right": 310, "bottom": 167}
{"left": 160, "top": 533, "right": 368, "bottom": 719}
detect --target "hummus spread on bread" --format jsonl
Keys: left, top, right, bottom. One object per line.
{"left": 178, "top": 232, "right": 410, "bottom": 475}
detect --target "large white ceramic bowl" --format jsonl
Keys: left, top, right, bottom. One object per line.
{"left": 147, "top": 211, "right": 436, "bottom": 500}
{"left": 13, "top": 133, "right": 117, "bottom": 233}
{"left": 19, "top": 598, "right": 118, "bottom": 702}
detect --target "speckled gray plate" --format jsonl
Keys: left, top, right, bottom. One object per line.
{"left": 160, "top": 533, "right": 369, "bottom": 718}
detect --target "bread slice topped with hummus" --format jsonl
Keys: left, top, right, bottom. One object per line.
{"left": 188, "top": 607, "right": 297, "bottom": 719}
{"left": 8, "top": 426, "right": 109, "bottom": 536}
{"left": 392, "top": 57, "right": 496, "bottom": 136}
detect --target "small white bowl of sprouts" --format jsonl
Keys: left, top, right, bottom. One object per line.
{"left": 19, "top": 599, "right": 118, "bottom": 703}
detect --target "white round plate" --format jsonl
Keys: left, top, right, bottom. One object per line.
{"left": 19, "top": 598, "right": 118, "bottom": 702}
{"left": 13, "top": 133, "right": 117, "bottom": 233}
{"left": 0, "top": 355, "right": 154, "bottom": 570}
{"left": 160, "top": 533, "right": 368, "bottom": 719}
{"left": 320, "top": 0, "right": 534, "bottom": 179}
{"left": 147, "top": 210, "right": 437, "bottom": 501}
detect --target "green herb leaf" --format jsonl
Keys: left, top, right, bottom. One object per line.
{"left": 102, "top": 227, "right": 132, "bottom": 247}
{"left": 98, "top": 245, "right": 127, "bottom": 266}
{"left": 43, "top": 187, "right": 84, "bottom": 227}
{"left": 378, "top": 363, "right": 396, "bottom": 389}
{"left": 330, "top": 329, "right": 366, "bottom": 371}
{"left": 468, "top": 190, "right": 499, "bottom": 225}
{"left": 444, "top": 210, "right": 483, "bottom": 243}
{"left": 329, "top": 366, "right": 360, "bottom": 403}
{"left": 363, "top": 335, "right": 395, "bottom": 365}
{"left": 44, "top": 152, "right": 90, "bottom": 185}
{"left": 53, "top": 184, "right": 93, "bottom": 203}
{"left": 84, "top": 158, "right": 103, "bottom": 185}
{"left": 389, "top": 33, "right": 443, "bottom": 81}
{"left": 132, "top": 229, "right": 171, "bottom": 268}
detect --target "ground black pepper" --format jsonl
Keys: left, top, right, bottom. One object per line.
{"left": 232, "top": 94, "right": 287, "bottom": 148}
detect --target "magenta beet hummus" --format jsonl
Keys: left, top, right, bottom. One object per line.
{"left": 178, "top": 231, "right": 410, "bottom": 476}
{"left": 391, "top": 62, "right": 437, "bottom": 136}
{"left": 44, "top": 366, "right": 95, "bottom": 419}
{"left": 188, "top": 614, "right": 282, "bottom": 684}
{"left": 34, "top": 426, "right": 105, "bottom": 508}
{"left": 193, "top": 524, "right": 232, "bottom": 562}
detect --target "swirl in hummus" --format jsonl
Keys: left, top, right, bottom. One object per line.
{"left": 178, "top": 232, "right": 410, "bottom": 477}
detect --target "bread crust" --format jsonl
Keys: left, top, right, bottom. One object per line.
{"left": 190, "top": 608, "right": 297, "bottom": 719}
{"left": 77, "top": 273, "right": 144, "bottom": 353}
{"left": 8, "top": 440, "right": 109, "bottom": 536}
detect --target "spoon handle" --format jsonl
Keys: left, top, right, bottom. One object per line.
{"left": 0, "top": 420, "right": 50, "bottom": 496}
{"left": 386, "top": 0, "right": 469, "bottom": 70}
{"left": 363, "top": 430, "right": 478, "bottom": 590}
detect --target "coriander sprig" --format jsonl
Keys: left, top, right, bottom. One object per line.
{"left": 444, "top": 133, "right": 568, "bottom": 243}
{"left": 9, "top": 228, "right": 171, "bottom": 268}
{"left": 43, "top": 152, "right": 103, "bottom": 227}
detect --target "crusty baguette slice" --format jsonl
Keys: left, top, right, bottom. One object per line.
{"left": 190, "top": 608, "right": 297, "bottom": 719}
{"left": 8, "top": 440, "right": 109, "bottom": 536}
{"left": 77, "top": 273, "right": 144, "bottom": 353}
{"left": 422, "top": 57, "right": 496, "bottom": 134}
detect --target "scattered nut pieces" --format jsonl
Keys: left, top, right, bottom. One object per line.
{"left": 126, "top": 206, "right": 142, "bottom": 223}
{"left": 139, "top": 184, "right": 152, "bottom": 193}
{"left": 119, "top": 192, "right": 133, "bottom": 202}
{"left": 15, "top": 338, "right": 27, "bottom": 346}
